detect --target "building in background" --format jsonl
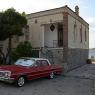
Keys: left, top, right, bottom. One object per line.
{"left": 89, "top": 48, "right": 95, "bottom": 60}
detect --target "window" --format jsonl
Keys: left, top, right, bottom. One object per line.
{"left": 24, "top": 26, "right": 29, "bottom": 41}
{"left": 36, "top": 60, "right": 42, "bottom": 66}
{"left": 35, "top": 19, "right": 38, "bottom": 24}
{"left": 85, "top": 29, "right": 87, "bottom": 41}
{"left": 57, "top": 23, "right": 63, "bottom": 47}
{"left": 80, "top": 27, "right": 82, "bottom": 43}
{"left": 25, "top": 31, "right": 29, "bottom": 41}
{"left": 15, "top": 59, "right": 35, "bottom": 67}
{"left": 36, "top": 60, "right": 49, "bottom": 67}
{"left": 74, "top": 21, "right": 77, "bottom": 41}
{"left": 41, "top": 60, "right": 49, "bottom": 66}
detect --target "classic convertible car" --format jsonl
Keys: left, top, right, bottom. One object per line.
{"left": 0, "top": 58, "right": 63, "bottom": 87}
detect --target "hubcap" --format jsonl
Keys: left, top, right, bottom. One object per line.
{"left": 18, "top": 77, "right": 25, "bottom": 87}
{"left": 50, "top": 72, "right": 54, "bottom": 79}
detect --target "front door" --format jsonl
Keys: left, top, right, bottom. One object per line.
{"left": 58, "top": 23, "right": 63, "bottom": 47}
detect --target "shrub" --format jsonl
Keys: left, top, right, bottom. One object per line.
{"left": 11, "top": 42, "right": 40, "bottom": 62}
{"left": 11, "top": 41, "right": 32, "bottom": 61}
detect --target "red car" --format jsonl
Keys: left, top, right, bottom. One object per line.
{"left": 0, "top": 58, "right": 63, "bottom": 87}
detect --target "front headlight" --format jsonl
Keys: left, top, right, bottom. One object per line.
{"left": 0, "top": 71, "right": 11, "bottom": 78}
{"left": 4, "top": 71, "right": 11, "bottom": 78}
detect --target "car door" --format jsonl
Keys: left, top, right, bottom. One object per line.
{"left": 27, "top": 60, "right": 51, "bottom": 80}
{"left": 34, "top": 60, "right": 51, "bottom": 78}
{"left": 24, "top": 60, "right": 40, "bottom": 80}
{"left": 27, "top": 60, "right": 47, "bottom": 80}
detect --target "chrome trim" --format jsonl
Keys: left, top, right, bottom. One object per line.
{"left": 0, "top": 77, "right": 14, "bottom": 83}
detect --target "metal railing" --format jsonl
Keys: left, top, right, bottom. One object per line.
{"left": 53, "top": 40, "right": 63, "bottom": 47}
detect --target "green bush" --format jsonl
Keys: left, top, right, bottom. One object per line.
{"left": 11, "top": 41, "right": 32, "bottom": 61}
{"left": 11, "top": 41, "right": 40, "bottom": 62}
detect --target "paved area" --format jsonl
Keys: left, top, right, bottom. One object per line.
{"left": 0, "top": 76, "right": 95, "bottom": 95}
{"left": 66, "top": 64, "right": 95, "bottom": 80}
{"left": 0, "top": 64, "right": 95, "bottom": 95}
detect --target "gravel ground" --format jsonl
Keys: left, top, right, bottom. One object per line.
{"left": 0, "top": 76, "right": 95, "bottom": 95}
{"left": 0, "top": 64, "right": 95, "bottom": 95}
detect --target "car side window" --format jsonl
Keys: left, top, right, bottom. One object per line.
{"left": 35, "top": 60, "right": 49, "bottom": 67}
{"left": 35, "top": 60, "right": 42, "bottom": 67}
{"left": 41, "top": 60, "right": 49, "bottom": 66}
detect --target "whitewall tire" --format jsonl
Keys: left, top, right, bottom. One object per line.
{"left": 16, "top": 76, "right": 25, "bottom": 87}
{"left": 49, "top": 72, "right": 54, "bottom": 79}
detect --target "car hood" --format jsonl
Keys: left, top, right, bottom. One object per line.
{"left": 0, "top": 65, "right": 28, "bottom": 73}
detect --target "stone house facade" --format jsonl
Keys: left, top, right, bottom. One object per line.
{"left": 0, "top": 5, "right": 89, "bottom": 71}
{"left": 26, "top": 5, "right": 89, "bottom": 70}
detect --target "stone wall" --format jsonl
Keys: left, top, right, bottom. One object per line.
{"left": 67, "top": 48, "right": 88, "bottom": 70}
{"left": 50, "top": 49, "right": 63, "bottom": 65}
{"left": 40, "top": 48, "right": 88, "bottom": 71}
{"left": 40, "top": 48, "right": 63, "bottom": 65}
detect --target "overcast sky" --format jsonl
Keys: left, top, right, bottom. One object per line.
{"left": 0, "top": 0, "right": 95, "bottom": 48}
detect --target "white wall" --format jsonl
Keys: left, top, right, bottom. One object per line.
{"left": 68, "top": 15, "right": 89, "bottom": 49}
{"left": 27, "top": 13, "right": 63, "bottom": 48}
{"left": 44, "top": 24, "right": 57, "bottom": 47}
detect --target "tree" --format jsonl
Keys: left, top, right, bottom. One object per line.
{"left": 0, "top": 8, "right": 27, "bottom": 64}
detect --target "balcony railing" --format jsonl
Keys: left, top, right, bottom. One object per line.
{"left": 53, "top": 40, "right": 63, "bottom": 48}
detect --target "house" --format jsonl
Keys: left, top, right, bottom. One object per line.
{"left": 0, "top": 5, "right": 89, "bottom": 71}
{"left": 26, "top": 5, "right": 89, "bottom": 70}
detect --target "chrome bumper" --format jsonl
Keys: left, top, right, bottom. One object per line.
{"left": 0, "top": 77, "right": 14, "bottom": 83}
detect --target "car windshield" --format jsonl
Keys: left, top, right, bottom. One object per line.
{"left": 15, "top": 59, "right": 35, "bottom": 67}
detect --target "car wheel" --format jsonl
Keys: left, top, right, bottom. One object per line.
{"left": 16, "top": 76, "right": 25, "bottom": 87}
{"left": 49, "top": 72, "right": 54, "bottom": 79}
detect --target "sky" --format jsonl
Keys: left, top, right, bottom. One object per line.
{"left": 0, "top": 0, "right": 95, "bottom": 48}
